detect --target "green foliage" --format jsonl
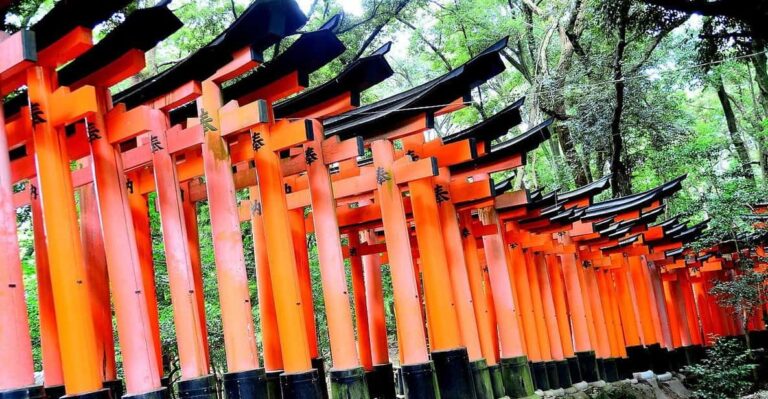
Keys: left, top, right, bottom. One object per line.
{"left": 683, "top": 337, "right": 758, "bottom": 399}
{"left": 709, "top": 260, "right": 768, "bottom": 337}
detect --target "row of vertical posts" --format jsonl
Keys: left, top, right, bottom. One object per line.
{"left": 1, "top": 4, "right": 767, "bottom": 399}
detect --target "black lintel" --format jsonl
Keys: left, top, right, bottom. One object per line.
{"left": 57, "top": 5, "right": 182, "bottom": 87}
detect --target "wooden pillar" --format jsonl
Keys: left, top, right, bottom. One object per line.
{"left": 30, "top": 179, "right": 65, "bottom": 390}
{"left": 197, "top": 80, "right": 260, "bottom": 373}
{"left": 289, "top": 209, "right": 321, "bottom": 360}
{"left": 87, "top": 88, "right": 164, "bottom": 394}
{"left": 435, "top": 173, "right": 483, "bottom": 362}
{"left": 250, "top": 119, "right": 314, "bottom": 376}
{"left": 149, "top": 118, "right": 209, "bottom": 379}
{"left": 78, "top": 184, "right": 117, "bottom": 382}
{"left": 508, "top": 245, "right": 541, "bottom": 361}
{"left": 360, "top": 230, "right": 389, "bottom": 367}
{"left": 477, "top": 207, "right": 534, "bottom": 398}
{"left": 127, "top": 182, "right": 164, "bottom": 378}
{"left": 0, "top": 101, "right": 36, "bottom": 391}
{"left": 348, "top": 232, "right": 374, "bottom": 371}
{"left": 181, "top": 182, "right": 211, "bottom": 369}
{"left": 458, "top": 212, "right": 499, "bottom": 366}
{"left": 545, "top": 254, "right": 575, "bottom": 358}
{"left": 559, "top": 253, "right": 593, "bottom": 354}
{"left": 611, "top": 265, "right": 642, "bottom": 348}
{"left": 370, "top": 140, "right": 430, "bottom": 365}
{"left": 248, "top": 188, "right": 283, "bottom": 372}
{"left": 304, "top": 133, "right": 362, "bottom": 372}
{"left": 26, "top": 65, "right": 103, "bottom": 395}
{"left": 628, "top": 256, "right": 658, "bottom": 346}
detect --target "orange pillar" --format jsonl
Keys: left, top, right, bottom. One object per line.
{"left": 582, "top": 267, "right": 612, "bottom": 358}
{"left": 78, "top": 184, "right": 117, "bottom": 383}
{"left": 369, "top": 139, "right": 440, "bottom": 397}
{"left": 627, "top": 256, "right": 658, "bottom": 346}
{"left": 250, "top": 120, "right": 314, "bottom": 380}
{"left": 458, "top": 212, "right": 499, "bottom": 366}
{"left": 545, "top": 254, "right": 575, "bottom": 358}
{"left": 247, "top": 188, "right": 283, "bottom": 372}
{"left": 0, "top": 103, "right": 36, "bottom": 392}
{"left": 611, "top": 266, "right": 642, "bottom": 347}
{"left": 181, "top": 182, "right": 211, "bottom": 369}
{"left": 196, "top": 81, "right": 260, "bottom": 374}
{"left": 127, "top": 183, "right": 164, "bottom": 378}
{"left": 360, "top": 230, "right": 390, "bottom": 367}
{"left": 150, "top": 120, "right": 209, "bottom": 380}
{"left": 409, "top": 178, "right": 464, "bottom": 351}
{"left": 30, "top": 180, "right": 65, "bottom": 391}
{"left": 523, "top": 251, "right": 553, "bottom": 361}
{"left": 409, "top": 173, "right": 476, "bottom": 398}
{"left": 477, "top": 207, "right": 535, "bottom": 398}
{"left": 536, "top": 254, "right": 565, "bottom": 361}
{"left": 27, "top": 66, "right": 103, "bottom": 395}
{"left": 87, "top": 88, "right": 164, "bottom": 394}
{"left": 648, "top": 262, "right": 674, "bottom": 349}
{"left": 434, "top": 174, "right": 483, "bottom": 362}
{"left": 507, "top": 245, "right": 542, "bottom": 361}
{"left": 559, "top": 253, "right": 593, "bottom": 354}
{"left": 595, "top": 270, "right": 623, "bottom": 358}
{"left": 304, "top": 134, "right": 362, "bottom": 375}
{"left": 289, "top": 209, "right": 321, "bottom": 361}
{"left": 348, "top": 232, "right": 374, "bottom": 371}
{"left": 370, "top": 140, "right": 430, "bottom": 365}
{"left": 678, "top": 270, "right": 703, "bottom": 346}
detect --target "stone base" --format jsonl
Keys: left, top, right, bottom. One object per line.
{"left": 368, "top": 363, "right": 395, "bottom": 399}
{"left": 400, "top": 362, "right": 440, "bottom": 399}
{"left": 602, "top": 358, "right": 619, "bottom": 383}
{"left": 625, "top": 345, "right": 652, "bottom": 373}
{"left": 544, "top": 361, "right": 559, "bottom": 391}
{"left": 223, "top": 368, "right": 268, "bottom": 399}
{"left": 312, "top": 358, "right": 329, "bottom": 399}
{"left": 265, "top": 370, "right": 282, "bottom": 399}
{"left": 565, "top": 357, "right": 582, "bottom": 384}
{"left": 499, "top": 356, "right": 535, "bottom": 399}
{"left": 431, "top": 348, "right": 476, "bottom": 399}
{"left": 574, "top": 351, "right": 598, "bottom": 383}
{"left": 554, "top": 360, "right": 571, "bottom": 389}
{"left": 487, "top": 364, "right": 506, "bottom": 399}
{"left": 123, "top": 388, "right": 167, "bottom": 399}
{"left": 0, "top": 385, "right": 46, "bottom": 399}
{"left": 329, "top": 367, "right": 368, "bottom": 399}
{"left": 177, "top": 375, "right": 217, "bottom": 399}
{"left": 280, "top": 370, "right": 323, "bottom": 399}
{"left": 469, "top": 359, "right": 494, "bottom": 399}
{"left": 529, "top": 362, "right": 549, "bottom": 391}
{"left": 647, "top": 343, "right": 671, "bottom": 374}
{"left": 44, "top": 386, "right": 66, "bottom": 399}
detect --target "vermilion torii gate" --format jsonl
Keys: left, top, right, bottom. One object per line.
{"left": 1, "top": 1, "right": 767, "bottom": 399}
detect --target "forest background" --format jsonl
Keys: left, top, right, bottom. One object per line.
{"left": 3, "top": 0, "right": 768, "bottom": 379}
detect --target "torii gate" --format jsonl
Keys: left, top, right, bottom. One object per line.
{"left": 2, "top": 2, "right": 181, "bottom": 399}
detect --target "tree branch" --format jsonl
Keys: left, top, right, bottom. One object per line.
{"left": 396, "top": 17, "right": 452, "bottom": 71}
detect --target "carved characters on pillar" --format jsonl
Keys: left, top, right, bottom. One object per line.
{"left": 304, "top": 147, "right": 318, "bottom": 165}
{"left": 251, "top": 132, "right": 265, "bottom": 151}
{"left": 150, "top": 135, "right": 163, "bottom": 153}
{"left": 434, "top": 184, "right": 449, "bottom": 204}
{"left": 30, "top": 102, "right": 46, "bottom": 126}
{"left": 199, "top": 109, "right": 217, "bottom": 133}
{"left": 376, "top": 167, "right": 391, "bottom": 185}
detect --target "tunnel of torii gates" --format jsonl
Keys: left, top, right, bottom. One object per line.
{"left": 0, "top": 1, "right": 767, "bottom": 399}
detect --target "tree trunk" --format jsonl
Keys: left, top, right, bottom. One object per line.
{"left": 554, "top": 121, "right": 589, "bottom": 186}
{"left": 609, "top": 1, "right": 633, "bottom": 197}
{"left": 716, "top": 76, "right": 756, "bottom": 181}
{"left": 751, "top": 37, "right": 768, "bottom": 178}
